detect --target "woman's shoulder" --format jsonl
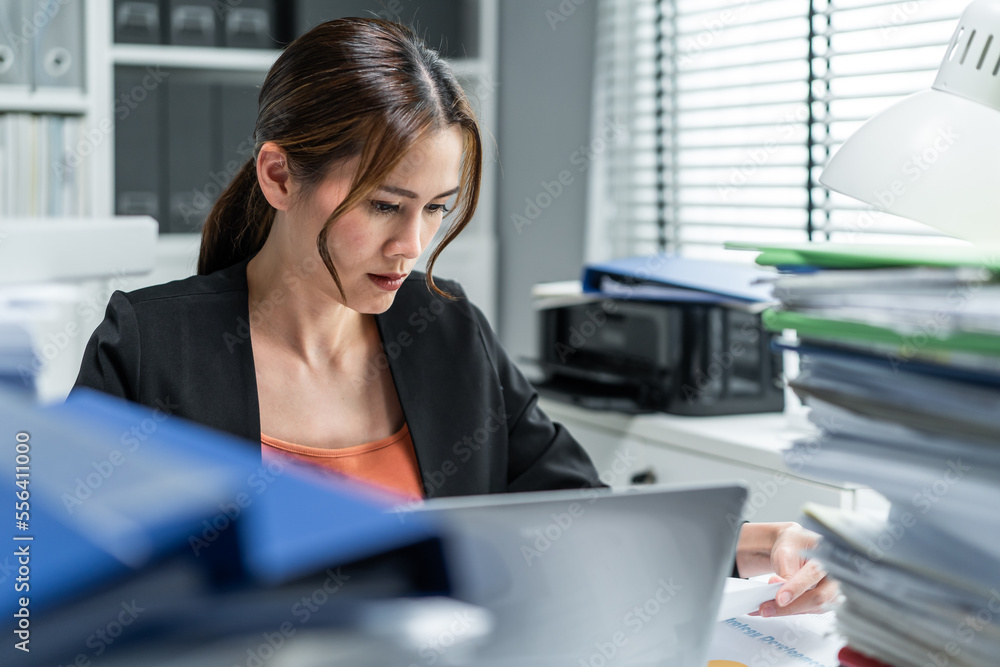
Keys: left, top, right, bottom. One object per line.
{"left": 117, "top": 258, "right": 249, "bottom": 308}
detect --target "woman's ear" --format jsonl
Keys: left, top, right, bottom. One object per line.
{"left": 256, "top": 141, "right": 295, "bottom": 210}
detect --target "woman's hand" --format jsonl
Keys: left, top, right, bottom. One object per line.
{"left": 735, "top": 522, "right": 841, "bottom": 617}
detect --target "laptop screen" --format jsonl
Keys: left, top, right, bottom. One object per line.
{"left": 413, "top": 482, "right": 747, "bottom": 666}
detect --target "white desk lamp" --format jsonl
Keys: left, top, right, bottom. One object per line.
{"left": 819, "top": 0, "right": 1000, "bottom": 245}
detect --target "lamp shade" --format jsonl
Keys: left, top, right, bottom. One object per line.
{"left": 819, "top": 0, "right": 1000, "bottom": 245}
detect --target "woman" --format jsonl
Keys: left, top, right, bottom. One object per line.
{"left": 75, "top": 17, "right": 834, "bottom": 618}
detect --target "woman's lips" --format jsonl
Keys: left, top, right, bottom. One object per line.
{"left": 368, "top": 273, "right": 407, "bottom": 291}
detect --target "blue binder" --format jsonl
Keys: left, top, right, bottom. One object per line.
{"left": 581, "top": 255, "right": 776, "bottom": 304}
{"left": 2, "top": 386, "right": 445, "bottom": 620}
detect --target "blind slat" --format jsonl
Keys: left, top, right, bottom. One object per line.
{"left": 592, "top": 0, "right": 960, "bottom": 259}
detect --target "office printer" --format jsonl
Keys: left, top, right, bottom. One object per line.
{"left": 532, "top": 256, "right": 785, "bottom": 416}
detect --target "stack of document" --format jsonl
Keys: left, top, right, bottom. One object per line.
{"left": 727, "top": 241, "right": 1000, "bottom": 667}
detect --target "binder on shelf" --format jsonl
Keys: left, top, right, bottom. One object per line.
{"left": 294, "top": 0, "right": 472, "bottom": 59}
{"left": 115, "top": 66, "right": 164, "bottom": 225}
{"left": 60, "top": 116, "right": 85, "bottom": 215}
{"left": 0, "top": 116, "right": 6, "bottom": 216}
{"left": 32, "top": 0, "right": 84, "bottom": 90}
{"left": 165, "top": 74, "right": 216, "bottom": 233}
{"left": 0, "top": 0, "right": 32, "bottom": 90}
{"left": 223, "top": 0, "right": 278, "bottom": 49}
{"left": 168, "top": 0, "right": 218, "bottom": 47}
{"left": 219, "top": 81, "right": 259, "bottom": 179}
{"left": 114, "top": 0, "right": 162, "bottom": 45}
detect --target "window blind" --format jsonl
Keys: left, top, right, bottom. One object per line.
{"left": 589, "top": 0, "right": 966, "bottom": 262}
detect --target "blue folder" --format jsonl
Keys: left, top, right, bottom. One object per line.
{"left": 2, "top": 386, "right": 445, "bottom": 620}
{"left": 581, "top": 255, "right": 776, "bottom": 303}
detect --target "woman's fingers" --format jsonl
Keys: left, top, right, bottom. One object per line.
{"left": 776, "top": 558, "right": 826, "bottom": 607}
{"left": 751, "top": 572, "right": 841, "bottom": 617}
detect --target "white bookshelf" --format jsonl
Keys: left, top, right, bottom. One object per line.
{"left": 0, "top": 90, "right": 90, "bottom": 114}
{"left": 1, "top": 0, "right": 499, "bottom": 400}
{"left": 111, "top": 43, "right": 282, "bottom": 70}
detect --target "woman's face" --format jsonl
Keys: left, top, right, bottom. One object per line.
{"left": 295, "top": 126, "right": 464, "bottom": 313}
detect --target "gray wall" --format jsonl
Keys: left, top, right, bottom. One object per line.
{"left": 496, "top": 0, "right": 598, "bottom": 369}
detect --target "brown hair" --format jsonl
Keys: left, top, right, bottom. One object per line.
{"left": 198, "top": 17, "right": 482, "bottom": 299}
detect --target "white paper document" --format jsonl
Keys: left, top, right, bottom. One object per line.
{"left": 716, "top": 578, "right": 783, "bottom": 622}
{"left": 708, "top": 610, "right": 843, "bottom": 667}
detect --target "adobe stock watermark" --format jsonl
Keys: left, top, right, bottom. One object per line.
{"left": 579, "top": 578, "right": 683, "bottom": 667}
{"left": 879, "top": 1, "right": 922, "bottom": 39}
{"left": 189, "top": 456, "right": 288, "bottom": 557}
{"left": 520, "top": 501, "right": 586, "bottom": 566}
{"left": 884, "top": 264, "right": 994, "bottom": 372}
{"left": 236, "top": 566, "right": 351, "bottom": 667}
{"left": 511, "top": 117, "right": 624, "bottom": 234}
{"left": 831, "top": 124, "right": 958, "bottom": 242}
{"left": 546, "top": 0, "right": 589, "bottom": 31}
{"left": 868, "top": 126, "right": 959, "bottom": 214}
{"left": 223, "top": 255, "right": 324, "bottom": 353}
{"left": 925, "top": 589, "right": 1000, "bottom": 667}
{"left": 351, "top": 292, "right": 452, "bottom": 392}
{"left": 408, "top": 609, "right": 482, "bottom": 667}
{"left": 393, "top": 405, "right": 513, "bottom": 521}
{"left": 724, "top": 410, "right": 848, "bottom": 530}
{"left": 17, "top": 269, "right": 130, "bottom": 388}
{"left": 176, "top": 131, "right": 255, "bottom": 227}
{"left": 679, "top": 315, "right": 770, "bottom": 404}
{"left": 5, "top": 0, "right": 72, "bottom": 46}
{"left": 54, "top": 66, "right": 169, "bottom": 180}
{"left": 678, "top": 2, "right": 751, "bottom": 66}
{"left": 518, "top": 447, "right": 641, "bottom": 565}
{"left": 56, "top": 599, "right": 147, "bottom": 666}
{"left": 863, "top": 458, "right": 971, "bottom": 564}
{"left": 552, "top": 299, "right": 621, "bottom": 364}
{"left": 61, "top": 397, "right": 180, "bottom": 514}
{"left": 716, "top": 105, "right": 810, "bottom": 202}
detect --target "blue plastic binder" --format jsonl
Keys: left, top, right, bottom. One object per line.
{"left": 581, "top": 255, "right": 776, "bottom": 303}
{"left": 2, "top": 386, "right": 445, "bottom": 620}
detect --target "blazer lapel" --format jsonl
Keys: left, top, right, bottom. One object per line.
{"left": 222, "top": 257, "right": 262, "bottom": 446}
{"left": 375, "top": 292, "right": 492, "bottom": 498}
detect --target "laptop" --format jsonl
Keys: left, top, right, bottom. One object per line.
{"left": 413, "top": 482, "right": 747, "bottom": 666}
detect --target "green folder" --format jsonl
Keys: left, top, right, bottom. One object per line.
{"left": 763, "top": 309, "right": 1000, "bottom": 358}
{"left": 725, "top": 241, "right": 1000, "bottom": 271}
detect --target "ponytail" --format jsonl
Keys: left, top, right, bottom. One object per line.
{"left": 198, "top": 158, "right": 274, "bottom": 275}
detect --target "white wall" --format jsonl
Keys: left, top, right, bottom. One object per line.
{"left": 495, "top": 0, "right": 599, "bottom": 369}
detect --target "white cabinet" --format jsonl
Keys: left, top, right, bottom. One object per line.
{"left": 540, "top": 397, "right": 890, "bottom": 524}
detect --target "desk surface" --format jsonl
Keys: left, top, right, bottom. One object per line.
{"left": 539, "top": 397, "right": 816, "bottom": 472}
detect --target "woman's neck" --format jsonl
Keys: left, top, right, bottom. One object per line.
{"left": 246, "top": 235, "right": 374, "bottom": 369}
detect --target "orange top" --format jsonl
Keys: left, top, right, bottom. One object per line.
{"left": 260, "top": 424, "right": 424, "bottom": 502}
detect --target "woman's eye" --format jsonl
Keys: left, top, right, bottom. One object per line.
{"left": 370, "top": 201, "right": 399, "bottom": 215}
{"left": 427, "top": 203, "right": 451, "bottom": 214}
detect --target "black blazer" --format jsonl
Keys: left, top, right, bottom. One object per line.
{"left": 74, "top": 257, "right": 604, "bottom": 498}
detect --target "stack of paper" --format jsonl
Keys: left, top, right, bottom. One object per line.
{"left": 727, "top": 241, "right": 1000, "bottom": 667}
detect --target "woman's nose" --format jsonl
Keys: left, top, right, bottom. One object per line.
{"left": 386, "top": 211, "right": 424, "bottom": 259}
